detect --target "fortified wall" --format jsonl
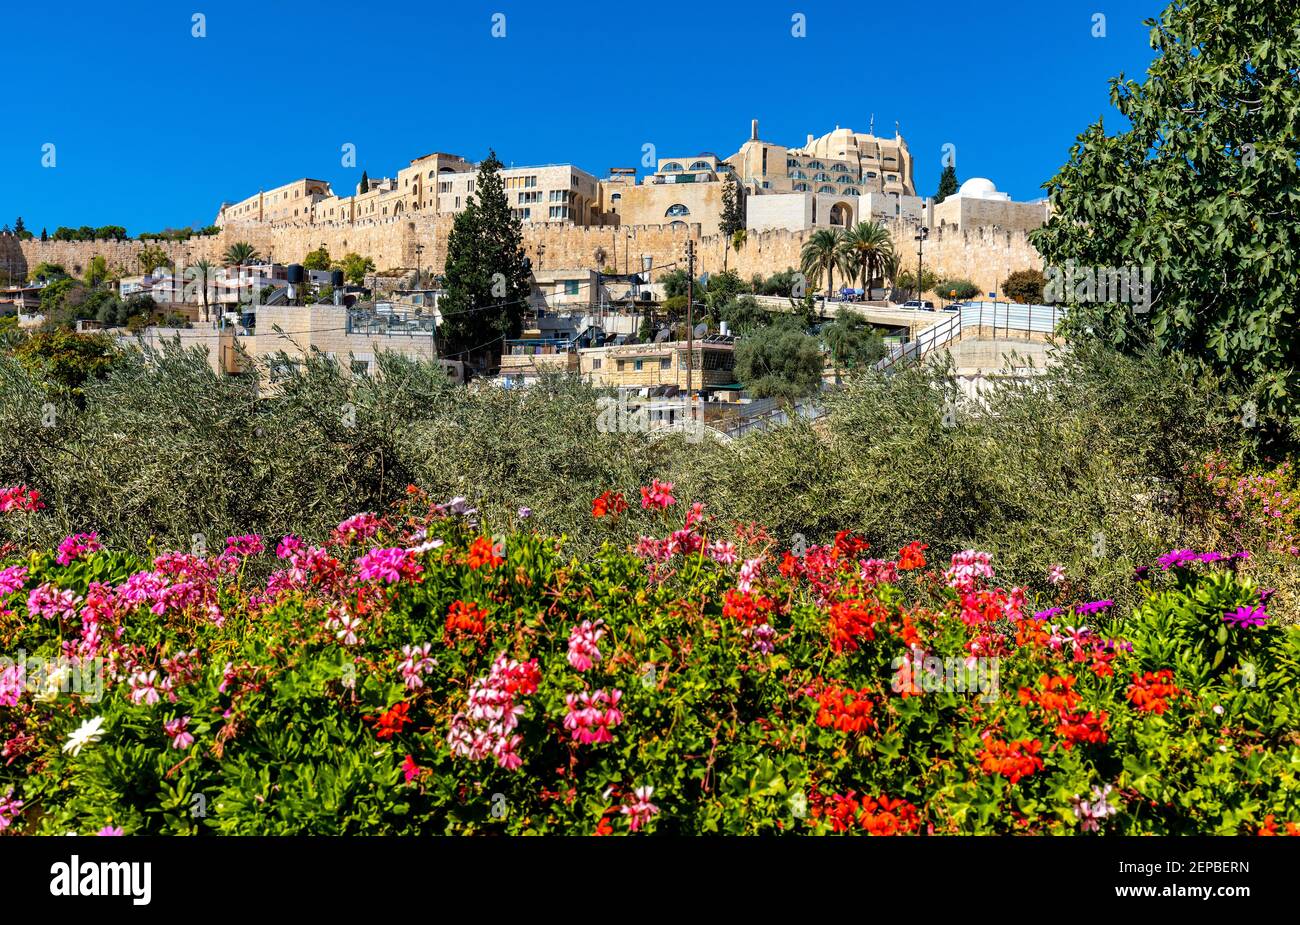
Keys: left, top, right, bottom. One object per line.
{"left": 3, "top": 217, "right": 1043, "bottom": 301}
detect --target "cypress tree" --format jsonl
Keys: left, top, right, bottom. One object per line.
{"left": 935, "top": 164, "right": 959, "bottom": 203}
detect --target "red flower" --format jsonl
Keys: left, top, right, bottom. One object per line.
{"left": 859, "top": 794, "right": 921, "bottom": 835}
{"left": 1056, "top": 710, "right": 1109, "bottom": 748}
{"left": 467, "top": 536, "right": 504, "bottom": 570}
{"left": 828, "top": 598, "right": 885, "bottom": 653}
{"left": 591, "top": 491, "right": 628, "bottom": 519}
{"left": 402, "top": 754, "right": 423, "bottom": 782}
{"left": 815, "top": 684, "right": 878, "bottom": 734}
{"left": 722, "top": 589, "right": 775, "bottom": 627}
{"left": 896, "top": 541, "right": 928, "bottom": 571}
{"left": 832, "top": 530, "right": 870, "bottom": 559}
{"left": 978, "top": 736, "right": 1044, "bottom": 784}
{"left": 445, "top": 599, "right": 489, "bottom": 640}
{"left": 1127, "top": 670, "right": 1181, "bottom": 715}
{"left": 366, "top": 702, "right": 412, "bottom": 741}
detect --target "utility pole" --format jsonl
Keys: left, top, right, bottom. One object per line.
{"left": 415, "top": 242, "right": 424, "bottom": 291}
{"left": 685, "top": 238, "right": 695, "bottom": 395}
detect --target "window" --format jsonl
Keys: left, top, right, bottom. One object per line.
{"left": 818, "top": 185, "right": 835, "bottom": 193}
{"left": 591, "top": 358, "right": 602, "bottom": 369}
{"left": 793, "top": 182, "right": 809, "bottom": 192}
{"left": 790, "top": 170, "right": 808, "bottom": 180}
{"left": 661, "top": 162, "right": 683, "bottom": 172}
{"left": 350, "top": 359, "right": 370, "bottom": 376}
{"left": 808, "top": 160, "right": 825, "bottom": 169}
{"left": 611, "top": 193, "right": 621, "bottom": 202}
{"left": 688, "top": 161, "right": 711, "bottom": 171}
{"left": 564, "top": 280, "right": 580, "bottom": 295}
{"left": 549, "top": 205, "right": 569, "bottom": 219}
{"left": 660, "top": 358, "right": 670, "bottom": 370}
{"left": 665, "top": 204, "right": 690, "bottom": 217}
{"left": 634, "top": 359, "right": 644, "bottom": 371}
{"left": 842, "top": 187, "right": 860, "bottom": 195}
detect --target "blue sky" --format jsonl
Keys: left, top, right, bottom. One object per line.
{"left": 3, "top": 0, "right": 1164, "bottom": 234}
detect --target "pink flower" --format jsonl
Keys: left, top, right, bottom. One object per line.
{"left": 276, "top": 535, "right": 305, "bottom": 559}
{"left": 620, "top": 785, "right": 659, "bottom": 833}
{"left": 95, "top": 826, "right": 124, "bottom": 836}
{"left": 224, "top": 534, "right": 264, "bottom": 557}
{"left": 945, "top": 550, "right": 995, "bottom": 591}
{"left": 56, "top": 533, "right": 101, "bottom": 566}
{"left": 736, "top": 558, "right": 764, "bottom": 593}
{"left": 398, "top": 643, "right": 436, "bottom": 690}
{"left": 163, "top": 716, "right": 194, "bottom": 750}
{"left": 447, "top": 654, "right": 542, "bottom": 770}
{"left": 639, "top": 479, "right": 676, "bottom": 510}
{"left": 708, "top": 541, "right": 737, "bottom": 565}
{"left": 567, "top": 619, "right": 605, "bottom": 672}
{"left": 334, "top": 513, "right": 382, "bottom": 544}
{"left": 562, "top": 689, "right": 624, "bottom": 744}
{"left": 402, "top": 754, "right": 422, "bottom": 783}
{"left": 27, "top": 583, "right": 83, "bottom": 621}
{"left": 0, "top": 485, "right": 43, "bottom": 513}
{"left": 0, "top": 787, "right": 23, "bottom": 830}
{"left": 1048, "top": 564, "right": 1066, "bottom": 585}
{"left": 0, "top": 565, "right": 28, "bottom": 596}
{"left": 333, "top": 613, "right": 364, "bottom": 646}
{"left": 355, "top": 547, "right": 422, "bottom": 585}
{"left": 129, "top": 670, "right": 162, "bottom": 706}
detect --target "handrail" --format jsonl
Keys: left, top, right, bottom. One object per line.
{"left": 874, "top": 302, "right": 1064, "bottom": 375}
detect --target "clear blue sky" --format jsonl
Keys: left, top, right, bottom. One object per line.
{"left": 3, "top": 0, "right": 1164, "bottom": 234}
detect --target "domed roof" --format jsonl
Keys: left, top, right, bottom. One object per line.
{"left": 956, "top": 177, "right": 1010, "bottom": 201}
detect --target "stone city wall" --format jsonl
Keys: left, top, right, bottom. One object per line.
{"left": 4, "top": 215, "right": 1044, "bottom": 300}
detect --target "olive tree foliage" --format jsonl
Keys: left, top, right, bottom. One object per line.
{"left": 1032, "top": 0, "right": 1300, "bottom": 446}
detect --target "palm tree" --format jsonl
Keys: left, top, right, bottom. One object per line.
{"left": 841, "top": 222, "right": 894, "bottom": 301}
{"left": 223, "top": 241, "right": 259, "bottom": 267}
{"left": 725, "top": 229, "right": 748, "bottom": 274}
{"left": 800, "top": 228, "right": 847, "bottom": 301}
{"left": 192, "top": 259, "right": 215, "bottom": 322}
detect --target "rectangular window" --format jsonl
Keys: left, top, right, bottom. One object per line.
{"left": 634, "top": 359, "right": 644, "bottom": 371}
{"left": 591, "top": 358, "right": 602, "bottom": 369}
{"left": 564, "top": 280, "right": 580, "bottom": 295}
{"left": 660, "top": 358, "right": 670, "bottom": 370}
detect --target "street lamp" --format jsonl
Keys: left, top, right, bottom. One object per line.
{"left": 913, "top": 226, "right": 929, "bottom": 304}
{"left": 415, "top": 243, "right": 425, "bottom": 292}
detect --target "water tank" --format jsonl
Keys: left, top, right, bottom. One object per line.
{"left": 330, "top": 269, "right": 344, "bottom": 287}
{"left": 286, "top": 264, "right": 304, "bottom": 284}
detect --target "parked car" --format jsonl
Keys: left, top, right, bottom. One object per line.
{"left": 901, "top": 300, "right": 936, "bottom": 310}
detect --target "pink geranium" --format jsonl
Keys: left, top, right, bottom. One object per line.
{"left": 567, "top": 619, "right": 605, "bottom": 672}
{"left": 163, "top": 716, "right": 194, "bottom": 750}
{"left": 56, "top": 533, "right": 101, "bottom": 566}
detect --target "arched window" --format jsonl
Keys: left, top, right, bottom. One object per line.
{"left": 661, "top": 162, "right": 684, "bottom": 172}
{"left": 813, "top": 172, "right": 832, "bottom": 182}
{"left": 841, "top": 187, "right": 860, "bottom": 196}
{"left": 793, "top": 182, "right": 810, "bottom": 192}
{"left": 611, "top": 192, "right": 622, "bottom": 202}
{"left": 831, "top": 164, "right": 850, "bottom": 173}
{"left": 669, "top": 220, "right": 687, "bottom": 229}
{"left": 787, "top": 158, "right": 800, "bottom": 168}
{"left": 790, "top": 170, "right": 807, "bottom": 180}
{"left": 807, "top": 160, "right": 825, "bottom": 169}
{"left": 866, "top": 171, "right": 878, "bottom": 179}
{"left": 688, "top": 161, "right": 712, "bottom": 170}
{"left": 665, "top": 204, "right": 690, "bottom": 217}
{"left": 818, "top": 185, "right": 836, "bottom": 194}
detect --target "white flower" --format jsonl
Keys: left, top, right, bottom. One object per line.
{"left": 62, "top": 716, "right": 105, "bottom": 757}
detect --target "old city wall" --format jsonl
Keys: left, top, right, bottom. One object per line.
{"left": 6, "top": 217, "right": 1044, "bottom": 298}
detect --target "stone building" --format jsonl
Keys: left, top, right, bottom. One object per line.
{"left": 932, "top": 177, "right": 1050, "bottom": 234}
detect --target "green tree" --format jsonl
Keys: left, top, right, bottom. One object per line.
{"left": 821, "top": 307, "right": 886, "bottom": 380}
{"left": 303, "top": 247, "right": 332, "bottom": 271}
{"left": 13, "top": 217, "right": 32, "bottom": 241}
{"left": 719, "top": 295, "right": 771, "bottom": 336}
{"left": 719, "top": 172, "right": 745, "bottom": 239}
{"left": 799, "top": 229, "right": 848, "bottom": 300}
{"left": 841, "top": 222, "right": 895, "bottom": 295}
{"left": 29, "top": 262, "right": 67, "bottom": 282}
{"left": 1031, "top": 0, "right": 1300, "bottom": 441}
{"left": 358, "top": 170, "right": 370, "bottom": 195}
{"left": 735, "top": 325, "right": 824, "bottom": 401}
{"left": 894, "top": 268, "right": 938, "bottom": 296}
{"left": 1003, "top": 268, "right": 1046, "bottom": 304}
{"left": 13, "top": 329, "right": 117, "bottom": 401}
{"left": 935, "top": 278, "right": 980, "bottom": 301}
{"left": 935, "top": 164, "right": 959, "bottom": 203}
{"left": 436, "top": 151, "right": 531, "bottom": 360}
{"left": 339, "top": 253, "right": 375, "bottom": 286}
{"left": 138, "top": 244, "right": 171, "bottom": 275}
{"left": 223, "top": 241, "right": 260, "bottom": 267}
{"left": 190, "top": 259, "right": 216, "bottom": 322}
{"left": 84, "top": 255, "right": 109, "bottom": 287}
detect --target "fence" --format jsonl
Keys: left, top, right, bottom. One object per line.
{"left": 874, "top": 302, "right": 1064, "bottom": 375}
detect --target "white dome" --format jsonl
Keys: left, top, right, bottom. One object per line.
{"left": 957, "top": 177, "right": 1009, "bottom": 200}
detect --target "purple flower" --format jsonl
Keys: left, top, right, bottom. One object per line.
{"left": 1223, "top": 604, "right": 1268, "bottom": 629}
{"left": 1074, "top": 599, "right": 1114, "bottom": 616}
{"left": 1132, "top": 565, "right": 1150, "bottom": 581}
{"left": 1033, "top": 606, "right": 1064, "bottom": 621}
{"left": 96, "top": 825, "right": 124, "bottom": 836}
{"left": 1260, "top": 588, "right": 1276, "bottom": 604}
{"left": 517, "top": 507, "right": 532, "bottom": 520}
{"left": 1157, "top": 549, "right": 1198, "bottom": 570}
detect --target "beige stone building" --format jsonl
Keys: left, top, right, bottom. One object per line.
{"left": 580, "top": 337, "right": 736, "bottom": 393}
{"left": 932, "top": 177, "right": 1050, "bottom": 234}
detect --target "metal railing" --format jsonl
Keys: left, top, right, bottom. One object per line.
{"left": 874, "top": 302, "right": 1064, "bottom": 375}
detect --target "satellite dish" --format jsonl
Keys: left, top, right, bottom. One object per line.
{"left": 693, "top": 322, "right": 708, "bottom": 338}
{"left": 654, "top": 328, "right": 672, "bottom": 343}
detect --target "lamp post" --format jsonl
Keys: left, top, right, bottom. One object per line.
{"left": 913, "top": 225, "right": 929, "bottom": 304}
{"left": 415, "top": 243, "right": 425, "bottom": 292}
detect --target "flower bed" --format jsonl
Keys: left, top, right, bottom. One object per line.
{"left": 0, "top": 483, "right": 1297, "bottom": 835}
